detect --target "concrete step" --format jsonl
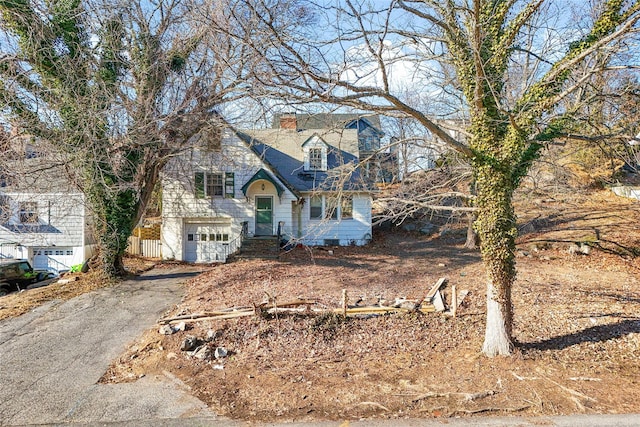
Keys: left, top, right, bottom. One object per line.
{"left": 233, "top": 236, "right": 280, "bottom": 260}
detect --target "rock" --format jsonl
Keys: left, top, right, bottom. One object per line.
{"left": 166, "top": 352, "right": 178, "bottom": 360}
{"left": 419, "top": 222, "right": 436, "bottom": 235}
{"left": 214, "top": 347, "right": 228, "bottom": 359}
{"left": 193, "top": 345, "right": 212, "bottom": 360}
{"left": 180, "top": 335, "right": 198, "bottom": 352}
{"left": 176, "top": 321, "right": 187, "bottom": 332}
{"left": 569, "top": 243, "right": 591, "bottom": 255}
{"left": 212, "top": 364, "right": 224, "bottom": 370}
{"left": 402, "top": 223, "right": 417, "bottom": 232}
{"left": 206, "top": 329, "right": 217, "bottom": 341}
{"left": 159, "top": 324, "right": 175, "bottom": 335}
{"left": 519, "top": 222, "right": 536, "bottom": 234}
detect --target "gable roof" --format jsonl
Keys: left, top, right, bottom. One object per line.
{"left": 241, "top": 168, "right": 286, "bottom": 197}
{"left": 301, "top": 134, "right": 329, "bottom": 149}
{"left": 235, "top": 131, "right": 372, "bottom": 193}
{"left": 242, "top": 128, "right": 360, "bottom": 159}
{"left": 272, "top": 113, "right": 382, "bottom": 132}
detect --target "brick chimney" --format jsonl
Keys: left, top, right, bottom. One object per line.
{"left": 279, "top": 113, "right": 297, "bottom": 130}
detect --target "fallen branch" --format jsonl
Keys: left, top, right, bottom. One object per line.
{"left": 354, "top": 401, "right": 390, "bottom": 412}
{"left": 511, "top": 372, "right": 540, "bottom": 381}
{"left": 449, "top": 405, "right": 531, "bottom": 415}
{"left": 412, "top": 390, "right": 496, "bottom": 403}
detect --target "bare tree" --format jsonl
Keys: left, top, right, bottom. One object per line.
{"left": 0, "top": 0, "right": 283, "bottom": 276}
{"left": 229, "top": 0, "right": 640, "bottom": 356}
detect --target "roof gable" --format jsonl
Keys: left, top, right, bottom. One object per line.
{"left": 301, "top": 134, "right": 329, "bottom": 149}
{"left": 241, "top": 168, "right": 286, "bottom": 197}
{"left": 345, "top": 117, "right": 384, "bottom": 136}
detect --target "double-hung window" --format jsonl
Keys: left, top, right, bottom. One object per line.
{"left": 309, "top": 148, "right": 322, "bottom": 170}
{"left": 341, "top": 195, "right": 353, "bottom": 219}
{"left": 309, "top": 195, "right": 323, "bottom": 219}
{"left": 325, "top": 196, "right": 338, "bottom": 220}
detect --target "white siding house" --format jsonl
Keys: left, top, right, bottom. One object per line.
{"left": 0, "top": 174, "right": 93, "bottom": 274}
{"left": 161, "top": 120, "right": 377, "bottom": 263}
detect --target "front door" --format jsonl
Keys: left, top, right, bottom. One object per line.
{"left": 255, "top": 196, "right": 273, "bottom": 236}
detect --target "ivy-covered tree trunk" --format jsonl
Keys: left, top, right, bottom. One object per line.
{"left": 86, "top": 184, "right": 139, "bottom": 277}
{"left": 474, "top": 162, "right": 517, "bottom": 356}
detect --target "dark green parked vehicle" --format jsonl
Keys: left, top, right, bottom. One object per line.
{"left": 0, "top": 259, "right": 53, "bottom": 296}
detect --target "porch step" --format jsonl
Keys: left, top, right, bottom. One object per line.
{"left": 233, "top": 236, "right": 280, "bottom": 260}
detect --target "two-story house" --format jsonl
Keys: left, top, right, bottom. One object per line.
{"left": 272, "top": 113, "right": 397, "bottom": 183}
{"left": 160, "top": 117, "right": 376, "bottom": 263}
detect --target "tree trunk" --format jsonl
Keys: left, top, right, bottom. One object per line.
{"left": 87, "top": 183, "right": 138, "bottom": 278}
{"left": 475, "top": 166, "right": 516, "bottom": 356}
{"left": 464, "top": 213, "right": 479, "bottom": 249}
{"left": 482, "top": 280, "right": 513, "bottom": 356}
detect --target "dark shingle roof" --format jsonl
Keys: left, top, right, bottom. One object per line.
{"left": 235, "top": 131, "right": 371, "bottom": 194}
{"left": 272, "top": 113, "right": 382, "bottom": 132}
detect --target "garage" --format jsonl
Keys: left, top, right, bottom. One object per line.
{"left": 184, "top": 222, "right": 231, "bottom": 263}
{"left": 33, "top": 247, "right": 75, "bottom": 273}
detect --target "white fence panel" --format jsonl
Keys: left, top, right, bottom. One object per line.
{"left": 126, "top": 237, "right": 162, "bottom": 258}
{"left": 141, "top": 239, "right": 162, "bottom": 258}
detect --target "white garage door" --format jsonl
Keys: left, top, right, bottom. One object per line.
{"left": 33, "top": 247, "right": 75, "bottom": 273}
{"left": 184, "top": 223, "right": 231, "bottom": 263}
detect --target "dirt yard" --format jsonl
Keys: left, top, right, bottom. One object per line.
{"left": 96, "top": 189, "right": 640, "bottom": 422}
{"left": 9, "top": 189, "right": 640, "bottom": 422}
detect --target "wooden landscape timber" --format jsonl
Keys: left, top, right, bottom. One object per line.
{"left": 158, "top": 277, "right": 467, "bottom": 325}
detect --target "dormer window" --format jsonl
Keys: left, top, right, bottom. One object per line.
{"left": 302, "top": 134, "right": 328, "bottom": 171}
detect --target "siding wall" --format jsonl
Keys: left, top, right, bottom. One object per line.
{"left": 294, "top": 193, "right": 372, "bottom": 246}
{"left": 0, "top": 192, "right": 85, "bottom": 248}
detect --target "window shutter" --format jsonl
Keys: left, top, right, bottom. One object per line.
{"left": 225, "top": 172, "right": 234, "bottom": 198}
{"left": 195, "top": 172, "right": 205, "bottom": 198}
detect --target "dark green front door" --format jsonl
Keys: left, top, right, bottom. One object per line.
{"left": 255, "top": 196, "right": 273, "bottom": 236}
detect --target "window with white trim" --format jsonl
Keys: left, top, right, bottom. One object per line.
{"left": 309, "top": 195, "right": 323, "bottom": 219}
{"left": 309, "top": 148, "right": 322, "bottom": 170}
{"left": 325, "top": 196, "right": 338, "bottom": 220}
{"left": 341, "top": 195, "right": 353, "bottom": 219}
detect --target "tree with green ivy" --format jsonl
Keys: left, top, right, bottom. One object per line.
{"left": 0, "top": 0, "right": 264, "bottom": 276}
{"left": 235, "top": 0, "right": 640, "bottom": 355}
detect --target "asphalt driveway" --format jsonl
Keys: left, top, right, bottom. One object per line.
{"left": 0, "top": 266, "right": 223, "bottom": 426}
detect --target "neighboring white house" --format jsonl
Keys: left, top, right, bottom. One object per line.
{"left": 0, "top": 157, "right": 93, "bottom": 274}
{"left": 161, "top": 116, "right": 376, "bottom": 263}
{"left": 395, "top": 119, "right": 467, "bottom": 180}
